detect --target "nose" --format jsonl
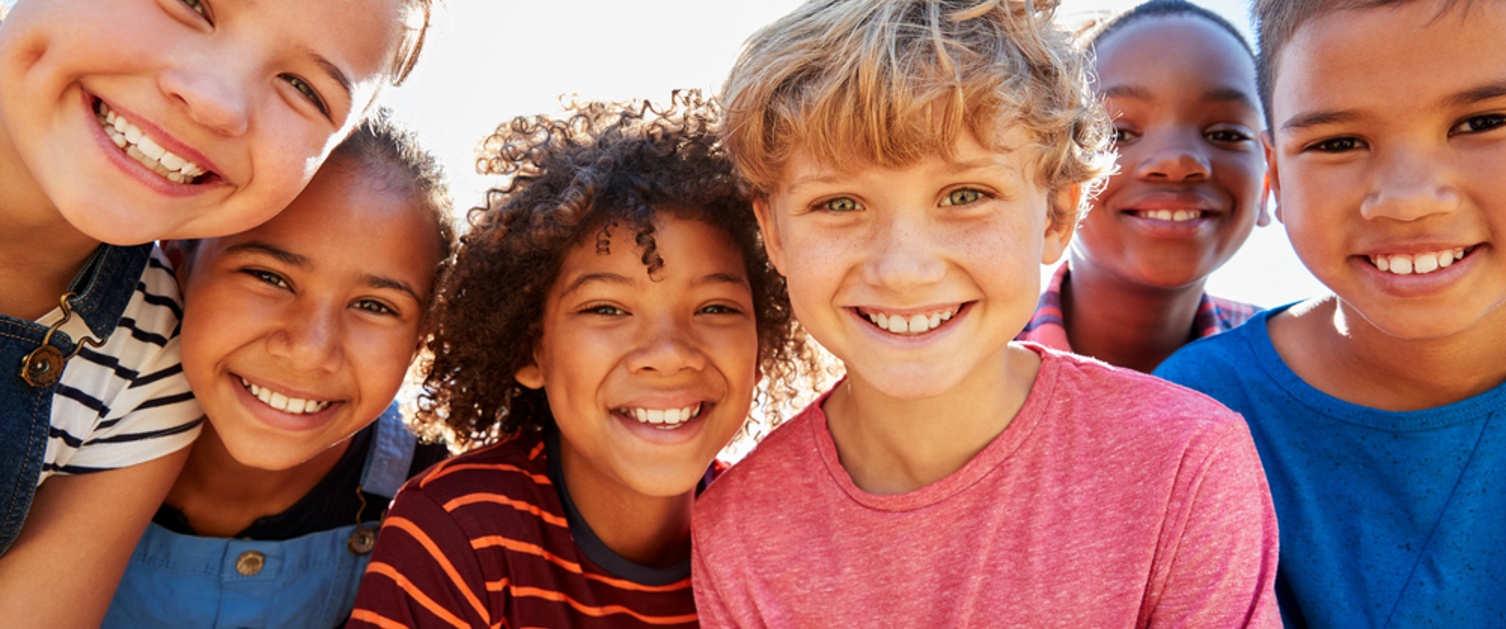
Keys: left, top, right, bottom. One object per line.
{"left": 159, "top": 60, "right": 252, "bottom": 137}
{"left": 1133, "top": 132, "right": 1212, "bottom": 182}
{"left": 267, "top": 303, "right": 343, "bottom": 372}
{"left": 1360, "top": 149, "right": 1461, "bottom": 222}
{"left": 625, "top": 314, "right": 707, "bottom": 376}
{"left": 861, "top": 212, "right": 947, "bottom": 292}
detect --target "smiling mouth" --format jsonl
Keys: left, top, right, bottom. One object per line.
{"left": 857, "top": 305, "right": 963, "bottom": 335}
{"left": 94, "top": 100, "right": 210, "bottom": 184}
{"left": 1367, "top": 247, "right": 1473, "bottom": 276}
{"left": 618, "top": 403, "right": 704, "bottom": 430}
{"left": 1128, "top": 209, "right": 1210, "bottom": 222}
{"left": 241, "top": 377, "right": 332, "bottom": 415}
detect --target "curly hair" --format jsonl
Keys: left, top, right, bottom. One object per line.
{"left": 721, "top": 0, "right": 1115, "bottom": 228}
{"left": 414, "top": 91, "right": 817, "bottom": 450}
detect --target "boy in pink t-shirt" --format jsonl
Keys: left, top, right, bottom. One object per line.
{"left": 690, "top": 0, "right": 1281, "bottom": 626}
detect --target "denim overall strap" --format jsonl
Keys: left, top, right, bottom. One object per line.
{"left": 360, "top": 402, "right": 418, "bottom": 500}
{"left": 0, "top": 244, "right": 152, "bottom": 556}
{"left": 101, "top": 405, "right": 423, "bottom": 628}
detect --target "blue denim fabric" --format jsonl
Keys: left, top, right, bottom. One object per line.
{"left": 0, "top": 244, "right": 152, "bottom": 556}
{"left": 102, "top": 404, "right": 418, "bottom": 628}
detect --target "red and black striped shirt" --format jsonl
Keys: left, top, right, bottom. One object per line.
{"left": 348, "top": 429, "right": 704, "bottom": 628}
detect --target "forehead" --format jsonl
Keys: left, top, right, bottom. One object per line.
{"left": 780, "top": 127, "right": 1035, "bottom": 191}
{"left": 1271, "top": 1, "right": 1506, "bottom": 126}
{"left": 555, "top": 213, "right": 746, "bottom": 285}
{"left": 1095, "top": 16, "right": 1257, "bottom": 93}
{"left": 198, "top": 161, "right": 439, "bottom": 276}
{"left": 253, "top": 0, "right": 405, "bottom": 85}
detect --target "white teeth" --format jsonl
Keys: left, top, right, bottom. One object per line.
{"left": 240, "top": 377, "right": 331, "bottom": 415}
{"left": 1137, "top": 209, "right": 1204, "bottom": 222}
{"left": 1368, "top": 248, "right": 1468, "bottom": 276}
{"left": 94, "top": 101, "right": 207, "bottom": 183}
{"left": 863, "top": 307, "right": 959, "bottom": 335}
{"left": 621, "top": 404, "right": 702, "bottom": 430}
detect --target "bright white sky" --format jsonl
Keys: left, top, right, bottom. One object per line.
{"left": 383, "top": 0, "right": 1325, "bottom": 308}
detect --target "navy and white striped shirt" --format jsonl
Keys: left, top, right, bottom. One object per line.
{"left": 38, "top": 246, "right": 201, "bottom": 484}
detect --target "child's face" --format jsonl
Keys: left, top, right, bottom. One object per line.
{"left": 0, "top": 0, "right": 403, "bottom": 245}
{"left": 516, "top": 213, "right": 759, "bottom": 499}
{"left": 1074, "top": 16, "right": 1265, "bottom": 290}
{"left": 176, "top": 161, "right": 441, "bottom": 471}
{"left": 1265, "top": 0, "right": 1506, "bottom": 339}
{"left": 755, "top": 130, "right": 1075, "bottom": 400}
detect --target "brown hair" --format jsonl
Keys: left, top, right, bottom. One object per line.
{"left": 721, "top": 0, "right": 1114, "bottom": 227}
{"left": 413, "top": 91, "right": 818, "bottom": 450}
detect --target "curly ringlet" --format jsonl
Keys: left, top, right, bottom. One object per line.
{"left": 413, "top": 90, "right": 819, "bottom": 451}
{"left": 721, "top": 0, "right": 1115, "bottom": 227}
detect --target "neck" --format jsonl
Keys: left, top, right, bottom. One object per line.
{"left": 1272, "top": 296, "right": 1506, "bottom": 411}
{"left": 825, "top": 343, "right": 1038, "bottom": 495}
{"left": 0, "top": 134, "right": 103, "bottom": 320}
{"left": 164, "top": 422, "right": 351, "bottom": 537}
{"left": 1061, "top": 261, "right": 1208, "bottom": 373}
{"left": 558, "top": 445, "right": 694, "bottom": 569}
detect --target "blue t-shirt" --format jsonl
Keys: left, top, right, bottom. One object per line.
{"left": 1155, "top": 305, "right": 1506, "bottom": 628}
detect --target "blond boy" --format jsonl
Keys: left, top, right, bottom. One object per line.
{"left": 691, "top": 0, "right": 1281, "bottom": 626}
{"left": 1156, "top": 0, "right": 1506, "bottom": 625}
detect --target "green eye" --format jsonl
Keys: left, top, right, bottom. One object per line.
{"left": 281, "top": 74, "right": 329, "bottom": 117}
{"left": 943, "top": 188, "right": 983, "bottom": 206}
{"left": 822, "top": 197, "right": 861, "bottom": 212}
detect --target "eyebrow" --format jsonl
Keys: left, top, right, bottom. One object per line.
{"left": 1444, "top": 81, "right": 1506, "bottom": 109}
{"left": 695, "top": 272, "right": 750, "bottom": 289}
{"left": 305, "top": 48, "right": 355, "bottom": 103}
{"left": 1279, "top": 109, "right": 1361, "bottom": 133}
{"left": 225, "top": 241, "right": 309, "bottom": 267}
{"left": 1102, "top": 84, "right": 1259, "bottom": 110}
{"left": 559, "top": 272, "right": 635, "bottom": 299}
{"left": 363, "top": 274, "right": 423, "bottom": 305}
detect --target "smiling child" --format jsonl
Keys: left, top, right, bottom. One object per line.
{"left": 1017, "top": 0, "right": 1268, "bottom": 372}
{"left": 347, "top": 92, "right": 814, "bottom": 628}
{"left": 0, "top": 0, "right": 432, "bottom": 623}
{"left": 103, "top": 112, "right": 453, "bottom": 628}
{"left": 1155, "top": 0, "right": 1506, "bottom": 624}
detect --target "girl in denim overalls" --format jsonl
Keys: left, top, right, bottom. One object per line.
{"left": 102, "top": 113, "right": 455, "bottom": 628}
{"left": 0, "top": 0, "right": 434, "bottom": 624}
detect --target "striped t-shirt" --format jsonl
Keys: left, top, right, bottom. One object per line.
{"left": 39, "top": 246, "right": 201, "bottom": 483}
{"left": 349, "top": 429, "right": 704, "bottom": 629}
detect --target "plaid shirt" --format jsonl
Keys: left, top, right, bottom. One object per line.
{"left": 1017, "top": 265, "right": 1259, "bottom": 353}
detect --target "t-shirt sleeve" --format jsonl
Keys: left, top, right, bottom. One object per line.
{"left": 691, "top": 523, "right": 738, "bottom": 629}
{"left": 45, "top": 248, "right": 201, "bottom": 478}
{"left": 1144, "top": 420, "right": 1282, "bottom": 628}
{"left": 349, "top": 484, "right": 493, "bottom": 628}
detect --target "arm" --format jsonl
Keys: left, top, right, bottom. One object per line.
{"left": 0, "top": 447, "right": 189, "bottom": 627}
{"left": 1143, "top": 421, "right": 1282, "bottom": 629}
{"left": 348, "top": 487, "right": 493, "bottom": 629}
{"left": 691, "top": 529, "right": 740, "bottom": 629}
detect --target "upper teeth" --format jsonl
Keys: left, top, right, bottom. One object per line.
{"left": 622, "top": 404, "right": 702, "bottom": 430}
{"left": 1135, "top": 210, "right": 1204, "bottom": 222}
{"left": 1369, "top": 248, "right": 1467, "bottom": 276}
{"left": 96, "top": 102, "right": 207, "bottom": 184}
{"left": 864, "top": 308, "right": 956, "bottom": 335}
{"left": 241, "top": 378, "right": 331, "bottom": 415}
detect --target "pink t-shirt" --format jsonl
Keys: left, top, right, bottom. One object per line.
{"left": 692, "top": 345, "right": 1280, "bottom": 628}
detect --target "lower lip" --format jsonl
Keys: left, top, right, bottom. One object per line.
{"left": 613, "top": 407, "right": 712, "bottom": 445}
{"left": 1353, "top": 249, "right": 1479, "bottom": 298}
{"left": 1122, "top": 212, "right": 1216, "bottom": 237}
{"left": 231, "top": 375, "right": 340, "bottom": 432}
{"left": 86, "top": 93, "right": 209, "bottom": 199}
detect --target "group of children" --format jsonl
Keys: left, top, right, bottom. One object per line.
{"left": 0, "top": 0, "right": 1500, "bottom": 627}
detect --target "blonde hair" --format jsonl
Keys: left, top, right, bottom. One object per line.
{"left": 721, "top": 0, "right": 1113, "bottom": 226}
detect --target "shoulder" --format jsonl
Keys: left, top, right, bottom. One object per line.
{"left": 696, "top": 404, "right": 822, "bottom": 522}
{"left": 1039, "top": 348, "right": 1247, "bottom": 444}
{"left": 400, "top": 432, "right": 552, "bottom": 505}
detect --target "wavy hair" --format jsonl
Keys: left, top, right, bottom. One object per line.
{"left": 414, "top": 91, "right": 819, "bottom": 450}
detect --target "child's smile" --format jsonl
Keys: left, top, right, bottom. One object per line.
{"left": 518, "top": 213, "right": 758, "bottom": 499}
{"left": 855, "top": 304, "right": 964, "bottom": 336}
{"left": 94, "top": 99, "right": 212, "bottom": 185}
{"left": 1267, "top": 0, "right": 1506, "bottom": 340}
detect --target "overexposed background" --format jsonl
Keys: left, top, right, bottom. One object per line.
{"left": 381, "top": 0, "right": 1325, "bottom": 307}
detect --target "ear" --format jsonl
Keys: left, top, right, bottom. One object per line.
{"left": 1262, "top": 130, "right": 1284, "bottom": 225}
{"left": 515, "top": 362, "right": 545, "bottom": 390}
{"left": 1256, "top": 172, "right": 1273, "bottom": 227}
{"left": 752, "top": 197, "right": 787, "bottom": 276}
{"left": 1042, "top": 184, "right": 1081, "bottom": 265}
